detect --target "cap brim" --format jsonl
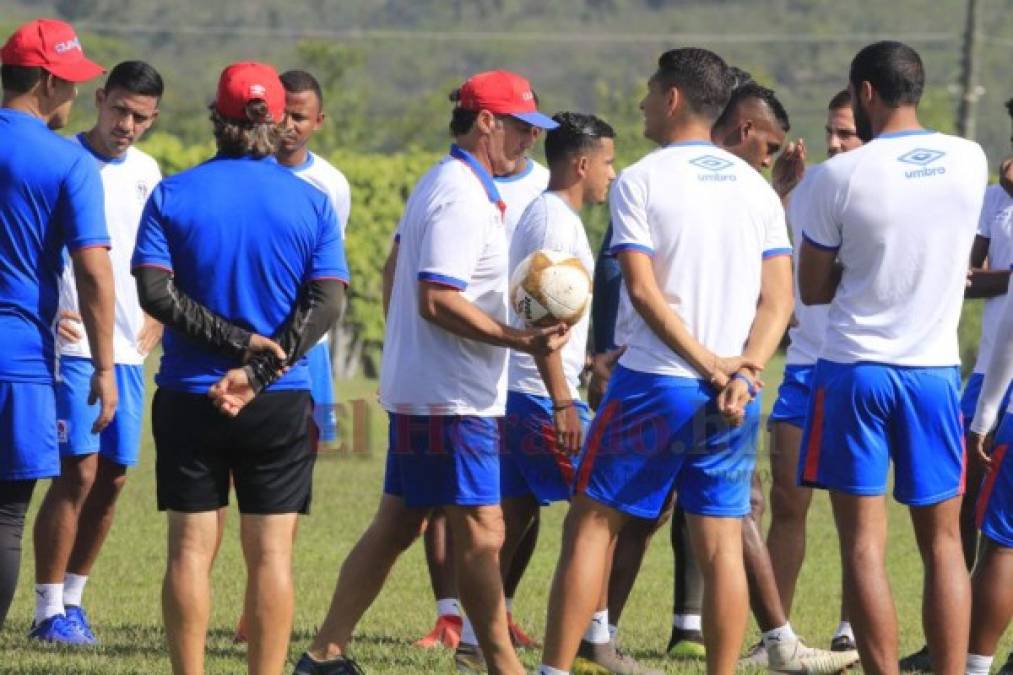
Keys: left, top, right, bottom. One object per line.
{"left": 511, "top": 111, "right": 559, "bottom": 130}
{"left": 45, "top": 58, "right": 106, "bottom": 83}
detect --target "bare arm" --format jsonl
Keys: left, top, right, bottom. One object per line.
{"left": 418, "top": 283, "right": 567, "bottom": 356}
{"left": 797, "top": 239, "right": 842, "bottom": 306}
{"left": 965, "top": 234, "right": 1011, "bottom": 299}
{"left": 71, "top": 247, "right": 117, "bottom": 432}
{"left": 382, "top": 239, "right": 399, "bottom": 318}
{"left": 534, "top": 349, "right": 583, "bottom": 455}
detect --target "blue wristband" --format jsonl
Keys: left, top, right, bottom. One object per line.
{"left": 732, "top": 372, "right": 757, "bottom": 397}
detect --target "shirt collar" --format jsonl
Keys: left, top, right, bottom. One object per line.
{"left": 77, "top": 132, "right": 127, "bottom": 165}
{"left": 450, "top": 144, "right": 505, "bottom": 213}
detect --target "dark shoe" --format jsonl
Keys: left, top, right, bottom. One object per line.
{"left": 576, "top": 638, "right": 664, "bottom": 675}
{"left": 454, "top": 642, "right": 486, "bottom": 673}
{"left": 997, "top": 651, "right": 1013, "bottom": 675}
{"left": 292, "top": 652, "right": 365, "bottom": 675}
{"left": 666, "top": 626, "right": 706, "bottom": 658}
{"left": 829, "top": 634, "right": 856, "bottom": 652}
{"left": 898, "top": 645, "right": 931, "bottom": 673}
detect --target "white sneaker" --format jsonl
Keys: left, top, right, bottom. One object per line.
{"left": 738, "top": 641, "right": 768, "bottom": 668}
{"left": 766, "top": 638, "right": 859, "bottom": 673}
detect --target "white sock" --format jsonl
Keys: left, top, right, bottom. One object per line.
{"left": 673, "top": 613, "right": 702, "bottom": 632}
{"left": 762, "top": 623, "right": 798, "bottom": 649}
{"left": 34, "top": 583, "right": 64, "bottom": 624}
{"left": 505, "top": 597, "right": 514, "bottom": 613}
{"left": 460, "top": 616, "right": 478, "bottom": 646}
{"left": 582, "top": 609, "right": 610, "bottom": 644}
{"left": 966, "top": 654, "right": 993, "bottom": 675}
{"left": 833, "top": 620, "right": 854, "bottom": 641}
{"left": 608, "top": 623, "right": 618, "bottom": 641}
{"left": 436, "top": 597, "right": 460, "bottom": 618}
{"left": 538, "top": 666, "right": 569, "bottom": 675}
{"left": 63, "top": 573, "right": 88, "bottom": 608}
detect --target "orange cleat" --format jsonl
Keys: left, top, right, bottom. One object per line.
{"left": 507, "top": 612, "right": 541, "bottom": 649}
{"left": 412, "top": 614, "right": 462, "bottom": 649}
{"left": 233, "top": 614, "right": 247, "bottom": 644}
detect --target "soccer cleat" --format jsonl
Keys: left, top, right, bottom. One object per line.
{"left": 666, "top": 627, "right": 706, "bottom": 659}
{"left": 766, "top": 638, "right": 859, "bottom": 673}
{"left": 291, "top": 652, "right": 365, "bottom": 675}
{"left": 898, "top": 645, "right": 932, "bottom": 673}
{"left": 233, "top": 613, "right": 248, "bottom": 644}
{"left": 454, "top": 642, "right": 486, "bottom": 673}
{"left": 739, "top": 641, "right": 768, "bottom": 668}
{"left": 27, "top": 613, "right": 95, "bottom": 645}
{"left": 507, "top": 612, "right": 540, "bottom": 649}
{"left": 829, "top": 634, "right": 856, "bottom": 653}
{"left": 997, "top": 651, "right": 1013, "bottom": 675}
{"left": 575, "top": 639, "right": 664, "bottom": 675}
{"left": 64, "top": 605, "right": 97, "bottom": 643}
{"left": 413, "top": 614, "right": 462, "bottom": 649}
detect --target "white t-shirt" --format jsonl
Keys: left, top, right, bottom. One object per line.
{"left": 610, "top": 142, "right": 791, "bottom": 378}
{"left": 803, "top": 130, "right": 987, "bottom": 367}
{"left": 972, "top": 183, "right": 1013, "bottom": 373}
{"left": 496, "top": 158, "right": 550, "bottom": 239}
{"left": 507, "top": 192, "right": 594, "bottom": 398}
{"left": 379, "top": 147, "right": 509, "bottom": 416}
{"left": 970, "top": 288, "right": 1013, "bottom": 434}
{"left": 58, "top": 135, "right": 162, "bottom": 365}
{"left": 287, "top": 151, "right": 352, "bottom": 347}
{"left": 784, "top": 165, "right": 831, "bottom": 366}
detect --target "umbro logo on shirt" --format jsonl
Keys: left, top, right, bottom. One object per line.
{"left": 690, "top": 155, "right": 736, "bottom": 182}
{"left": 898, "top": 148, "right": 947, "bottom": 178}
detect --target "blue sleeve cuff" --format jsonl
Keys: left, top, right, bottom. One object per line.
{"left": 610, "top": 242, "right": 654, "bottom": 256}
{"left": 801, "top": 232, "right": 840, "bottom": 252}
{"left": 67, "top": 236, "right": 112, "bottom": 251}
{"left": 418, "top": 271, "right": 467, "bottom": 290}
{"left": 762, "top": 247, "right": 793, "bottom": 259}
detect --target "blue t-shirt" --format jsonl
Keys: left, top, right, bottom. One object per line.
{"left": 131, "top": 154, "right": 349, "bottom": 393}
{"left": 0, "top": 109, "right": 109, "bottom": 383}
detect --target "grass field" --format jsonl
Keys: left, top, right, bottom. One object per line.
{"left": 1, "top": 354, "right": 1009, "bottom": 674}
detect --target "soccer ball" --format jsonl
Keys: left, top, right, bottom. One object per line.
{"left": 509, "top": 249, "right": 592, "bottom": 327}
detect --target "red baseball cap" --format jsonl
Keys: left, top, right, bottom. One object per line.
{"left": 458, "top": 70, "right": 558, "bottom": 130}
{"left": 214, "top": 62, "right": 285, "bottom": 123}
{"left": 1, "top": 18, "right": 104, "bottom": 83}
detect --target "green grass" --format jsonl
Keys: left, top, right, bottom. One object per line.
{"left": 1, "top": 356, "right": 1009, "bottom": 673}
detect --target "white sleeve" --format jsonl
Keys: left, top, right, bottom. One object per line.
{"left": 762, "top": 193, "right": 792, "bottom": 259}
{"left": 334, "top": 171, "right": 352, "bottom": 234}
{"left": 418, "top": 194, "right": 487, "bottom": 290}
{"left": 509, "top": 197, "right": 549, "bottom": 273}
{"left": 976, "top": 188, "right": 996, "bottom": 239}
{"left": 971, "top": 289, "right": 1013, "bottom": 434}
{"left": 608, "top": 171, "right": 653, "bottom": 255}
{"left": 799, "top": 165, "right": 844, "bottom": 251}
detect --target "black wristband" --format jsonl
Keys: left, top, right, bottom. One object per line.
{"left": 552, "top": 400, "right": 575, "bottom": 411}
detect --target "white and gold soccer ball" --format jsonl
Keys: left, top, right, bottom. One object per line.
{"left": 509, "top": 249, "right": 592, "bottom": 327}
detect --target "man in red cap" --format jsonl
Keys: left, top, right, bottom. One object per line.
{"left": 0, "top": 18, "right": 115, "bottom": 639}
{"left": 131, "top": 61, "right": 349, "bottom": 674}
{"left": 292, "top": 70, "right": 560, "bottom": 675}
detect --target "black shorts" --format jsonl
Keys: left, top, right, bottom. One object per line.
{"left": 152, "top": 388, "right": 315, "bottom": 514}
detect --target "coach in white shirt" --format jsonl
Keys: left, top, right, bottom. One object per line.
{"left": 294, "top": 71, "right": 562, "bottom": 675}
{"left": 797, "top": 41, "right": 987, "bottom": 675}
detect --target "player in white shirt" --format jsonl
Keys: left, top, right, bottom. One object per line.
{"left": 32, "top": 61, "right": 163, "bottom": 644}
{"left": 497, "top": 155, "right": 550, "bottom": 238}
{"left": 765, "top": 88, "right": 865, "bottom": 654}
{"left": 294, "top": 70, "right": 562, "bottom": 675}
{"left": 796, "top": 42, "right": 987, "bottom": 675}
{"left": 277, "top": 70, "right": 352, "bottom": 454}
{"left": 538, "top": 48, "right": 794, "bottom": 675}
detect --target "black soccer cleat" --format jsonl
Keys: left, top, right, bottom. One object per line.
{"left": 292, "top": 652, "right": 365, "bottom": 675}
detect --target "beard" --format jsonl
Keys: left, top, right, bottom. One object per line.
{"left": 852, "top": 100, "right": 874, "bottom": 142}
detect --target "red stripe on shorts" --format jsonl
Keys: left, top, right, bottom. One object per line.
{"left": 802, "top": 388, "right": 826, "bottom": 484}
{"left": 575, "top": 400, "right": 619, "bottom": 494}
{"left": 976, "top": 443, "right": 1008, "bottom": 529}
{"left": 540, "top": 422, "right": 575, "bottom": 485}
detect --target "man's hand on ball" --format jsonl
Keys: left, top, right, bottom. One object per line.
{"left": 522, "top": 323, "right": 570, "bottom": 357}
{"left": 553, "top": 402, "right": 583, "bottom": 455}
{"left": 209, "top": 367, "right": 257, "bottom": 417}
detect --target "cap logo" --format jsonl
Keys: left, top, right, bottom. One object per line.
{"left": 249, "top": 84, "right": 266, "bottom": 97}
{"left": 53, "top": 37, "right": 82, "bottom": 54}
{"left": 521, "top": 90, "right": 533, "bottom": 101}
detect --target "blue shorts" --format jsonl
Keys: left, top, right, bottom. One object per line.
{"left": 383, "top": 413, "right": 501, "bottom": 508}
{"left": 960, "top": 373, "right": 1013, "bottom": 429}
{"left": 57, "top": 357, "right": 145, "bottom": 467}
{"left": 976, "top": 413, "right": 1013, "bottom": 548}
{"left": 768, "top": 364, "right": 814, "bottom": 429}
{"left": 576, "top": 366, "right": 760, "bottom": 519}
{"left": 0, "top": 381, "right": 58, "bottom": 480}
{"left": 500, "top": 391, "right": 589, "bottom": 505}
{"left": 799, "top": 360, "right": 964, "bottom": 506}
{"left": 307, "top": 343, "right": 338, "bottom": 444}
